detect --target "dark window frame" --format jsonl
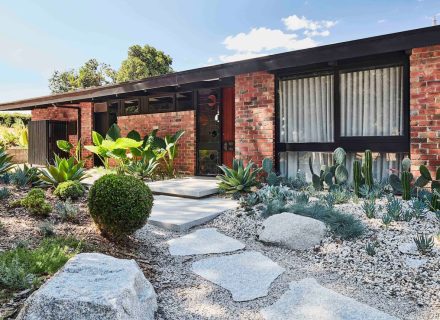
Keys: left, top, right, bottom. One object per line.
{"left": 121, "top": 98, "right": 142, "bottom": 116}
{"left": 275, "top": 53, "right": 410, "bottom": 168}
{"left": 146, "top": 93, "right": 176, "bottom": 114}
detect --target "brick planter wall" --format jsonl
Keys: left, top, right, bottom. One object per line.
{"left": 410, "top": 45, "right": 440, "bottom": 177}
{"left": 118, "top": 111, "right": 196, "bottom": 175}
{"left": 234, "top": 71, "right": 276, "bottom": 166}
{"left": 31, "top": 102, "right": 94, "bottom": 168}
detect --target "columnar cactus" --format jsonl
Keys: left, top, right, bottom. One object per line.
{"left": 362, "top": 150, "right": 374, "bottom": 188}
{"left": 353, "top": 160, "right": 362, "bottom": 196}
{"left": 401, "top": 171, "right": 412, "bottom": 200}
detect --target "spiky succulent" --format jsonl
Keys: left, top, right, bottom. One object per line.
{"left": 217, "top": 159, "right": 261, "bottom": 196}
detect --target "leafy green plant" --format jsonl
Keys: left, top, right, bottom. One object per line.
{"left": 381, "top": 214, "right": 393, "bottom": 228}
{"left": 13, "top": 188, "right": 52, "bottom": 217}
{"left": 401, "top": 210, "right": 413, "bottom": 222}
{"left": 39, "top": 221, "right": 55, "bottom": 237}
{"left": 57, "top": 138, "right": 83, "bottom": 163}
{"left": 330, "top": 187, "right": 351, "bottom": 204}
{"left": 0, "top": 187, "right": 10, "bottom": 200}
{"left": 413, "top": 234, "right": 434, "bottom": 255}
{"left": 262, "top": 158, "right": 280, "bottom": 186}
{"left": 54, "top": 199, "right": 78, "bottom": 222}
{"left": 386, "top": 197, "right": 402, "bottom": 221}
{"left": 0, "top": 147, "right": 14, "bottom": 175}
{"left": 155, "top": 130, "right": 185, "bottom": 177}
{"left": 39, "top": 155, "right": 88, "bottom": 187}
{"left": 260, "top": 199, "right": 286, "bottom": 218}
{"left": 321, "top": 193, "right": 336, "bottom": 208}
{"left": 416, "top": 165, "right": 440, "bottom": 211}
{"left": 411, "top": 197, "right": 427, "bottom": 218}
{"left": 309, "top": 147, "right": 348, "bottom": 190}
{"left": 217, "top": 159, "right": 261, "bottom": 197}
{"left": 126, "top": 156, "right": 159, "bottom": 180}
{"left": 281, "top": 170, "right": 309, "bottom": 190}
{"left": 0, "top": 237, "right": 81, "bottom": 290}
{"left": 362, "top": 199, "right": 376, "bottom": 219}
{"left": 53, "top": 180, "right": 85, "bottom": 200}
{"left": 88, "top": 174, "right": 153, "bottom": 237}
{"left": 293, "top": 192, "right": 309, "bottom": 205}
{"left": 10, "top": 164, "right": 41, "bottom": 188}
{"left": 365, "top": 242, "right": 377, "bottom": 256}
{"left": 239, "top": 192, "right": 260, "bottom": 210}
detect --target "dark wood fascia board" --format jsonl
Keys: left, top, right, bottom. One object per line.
{"left": 1, "top": 25, "right": 439, "bottom": 111}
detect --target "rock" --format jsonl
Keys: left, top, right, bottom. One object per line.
{"left": 398, "top": 242, "right": 418, "bottom": 255}
{"left": 404, "top": 257, "right": 427, "bottom": 269}
{"left": 17, "top": 253, "right": 157, "bottom": 320}
{"left": 167, "top": 228, "right": 245, "bottom": 256}
{"left": 191, "top": 251, "right": 284, "bottom": 301}
{"left": 259, "top": 213, "right": 326, "bottom": 250}
{"left": 261, "top": 278, "right": 399, "bottom": 320}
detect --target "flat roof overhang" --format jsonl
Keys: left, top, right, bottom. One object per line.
{"left": 1, "top": 25, "right": 440, "bottom": 111}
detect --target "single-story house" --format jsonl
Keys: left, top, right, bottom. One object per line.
{"left": 1, "top": 26, "right": 440, "bottom": 179}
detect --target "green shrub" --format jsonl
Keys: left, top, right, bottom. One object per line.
{"left": 0, "top": 237, "right": 81, "bottom": 290}
{"left": 15, "top": 188, "right": 52, "bottom": 216}
{"left": 0, "top": 187, "right": 10, "bottom": 200}
{"left": 54, "top": 199, "right": 78, "bottom": 222}
{"left": 54, "top": 180, "right": 85, "bottom": 199}
{"left": 217, "top": 159, "right": 262, "bottom": 197}
{"left": 39, "top": 155, "right": 88, "bottom": 187}
{"left": 88, "top": 174, "right": 153, "bottom": 237}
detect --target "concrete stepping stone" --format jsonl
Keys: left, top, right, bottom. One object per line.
{"left": 191, "top": 251, "right": 284, "bottom": 302}
{"left": 147, "top": 177, "right": 218, "bottom": 198}
{"left": 168, "top": 228, "right": 245, "bottom": 256}
{"left": 261, "top": 278, "right": 398, "bottom": 320}
{"left": 148, "top": 195, "right": 237, "bottom": 232}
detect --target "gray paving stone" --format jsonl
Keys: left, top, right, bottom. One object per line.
{"left": 261, "top": 278, "right": 398, "bottom": 320}
{"left": 148, "top": 196, "right": 237, "bottom": 232}
{"left": 191, "top": 251, "right": 284, "bottom": 302}
{"left": 168, "top": 228, "right": 245, "bottom": 256}
{"left": 147, "top": 177, "right": 218, "bottom": 198}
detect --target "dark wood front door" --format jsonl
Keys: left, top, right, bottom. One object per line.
{"left": 28, "top": 120, "right": 67, "bottom": 165}
{"left": 221, "top": 87, "right": 235, "bottom": 168}
{"left": 196, "top": 88, "right": 221, "bottom": 175}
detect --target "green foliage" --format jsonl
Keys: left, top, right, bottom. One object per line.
{"left": 411, "top": 198, "right": 427, "bottom": 218}
{"left": 362, "top": 150, "right": 374, "bottom": 188}
{"left": 0, "top": 147, "right": 14, "bottom": 175}
{"left": 88, "top": 174, "right": 153, "bottom": 237}
{"left": 217, "top": 159, "right": 261, "bottom": 196}
{"left": 401, "top": 210, "right": 414, "bottom": 222}
{"left": 0, "top": 187, "right": 10, "bottom": 200}
{"left": 386, "top": 197, "right": 403, "bottom": 221}
{"left": 287, "top": 202, "right": 365, "bottom": 240}
{"left": 321, "top": 193, "right": 336, "bottom": 208}
{"left": 365, "top": 242, "right": 377, "bottom": 256}
{"left": 362, "top": 199, "right": 376, "bottom": 219}
{"left": 330, "top": 187, "right": 351, "bottom": 204}
{"left": 294, "top": 192, "right": 310, "bottom": 206}
{"left": 262, "top": 158, "right": 281, "bottom": 186}
{"left": 413, "top": 234, "right": 434, "bottom": 254}
{"left": 0, "top": 112, "right": 31, "bottom": 127}
{"left": 0, "top": 237, "right": 81, "bottom": 290}
{"left": 126, "top": 157, "right": 159, "bottom": 180}
{"left": 10, "top": 164, "right": 41, "bottom": 188}
{"left": 54, "top": 199, "right": 78, "bottom": 222}
{"left": 39, "top": 221, "right": 55, "bottom": 237}
{"left": 239, "top": 193, "right": 260, "bottom": 210}
{"left": 49, "top": 59, "right": 116, "bottom": 93}
{"left": 53, "top": 180, "right": 85, "bottom": 200}
{"left": 389, "top": 157, "right": 418, "bottom": 199}
{"left": 281, "top": 170, "right": 309, "bottom": 190}
{"left": 381, "top": 214, "right": 393, "bottom": 228}
{"left": 0, "top": 117, "right": 28, "bottom": 149}
{"left": 353, "top": 160, "right": 363, "bottom": 196}
{"left": 116, "top": 44, "right": 173, "bottom": 82}
{"left": 39, "top": 155, "right": 88, "bottom": 187}
{"left": 15, "top": 188, "right": 52, "bottom": 217}
{"left": 309, "top": 147, "right": 348, "bottom": 190}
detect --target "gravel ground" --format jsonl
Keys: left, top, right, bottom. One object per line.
{"left": 135, "top": 197, "right": 440, "bottom": 320}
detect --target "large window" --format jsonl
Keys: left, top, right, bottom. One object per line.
{"left": 148, "top": 95, "right": 174, "bottom": 113}
{"left": 277, "top": 57, "right": 408, "bottom": 180}
{"left": 122, "top": 99, "right": 140, "bottom": 115}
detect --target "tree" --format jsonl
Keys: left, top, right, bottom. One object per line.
{"left": 116, "top": 45, "right": 173, "bottom": 82}
{"left": 48, "top": 59, "right": 116, "bottom": 93}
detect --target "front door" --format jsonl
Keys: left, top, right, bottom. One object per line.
{"left": 196, "top": 88, "right": 221, "bottom": 175}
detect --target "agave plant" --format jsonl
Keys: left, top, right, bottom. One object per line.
{"left": 0, "top": 147, "right": 14, "bottom": 175}
{"left": 217, "top": 159, "right": 261, "bottom": 196}
{"left": 11, "top": 164, "right": 42, "bottom": 188}
{"left": 39, "top": 155, "right": 88, "bottom": 186}
{"left": 126, "top": 156, "right": 159, "bottom": 180}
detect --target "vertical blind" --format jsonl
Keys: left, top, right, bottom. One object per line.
{"left": 279, "top": 74, "right": 334, "bottom": 143}
{"left": 340, "top": 66, "right": 403, "bottom": 136}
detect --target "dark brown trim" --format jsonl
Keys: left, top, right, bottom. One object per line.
{"left": 1, "top": 26, "right": 440, "bottom": 111}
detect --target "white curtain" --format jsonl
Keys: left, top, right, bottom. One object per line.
{"left": 340, "top": 66, "right": 403, "bottom": 137}
{"left": 279, "top": 75, "right": 334, "bottom": 143}
{"left": 279, "top": 151, "right": 406, "bottom": 181}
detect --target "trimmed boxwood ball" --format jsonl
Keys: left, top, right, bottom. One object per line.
{"left": 88, "top": 174, "right": 153, "bottom": 236}
{"left": 54, "top": 180, "right": 85, "bottom": 200}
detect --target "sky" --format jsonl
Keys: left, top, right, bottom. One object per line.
{"left": 0, "top": 0, "right": 439, "bottom": 103}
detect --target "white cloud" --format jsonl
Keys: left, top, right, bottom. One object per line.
{"left": 282, "top": 15, "right": 336, "bottom": 31}
{"left": 213, "top": 14, "right": 336, "bottom": 64}
{"left": 377, "top": 19, "right": 387, "bottom": 24}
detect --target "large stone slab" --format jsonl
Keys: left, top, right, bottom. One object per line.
{"left": 168, "top": 228, "right": 245, "bottom": 256}
{"left": 17, "top": 253, "right": 157, "bottom": 320}
{"left": 259, "top": 213, "right": 326, "bottom": 250}
{"left": 191, "top": 251, "right": 284, "bottom": 302}
{"left": 147, "top": 177, "right": 218, "bottom": 198}
{"left": 149, "top": 195, "right": 237, "bottom": 231}
{"left": 261, "top": 278, "right": 398, "bottom": 320}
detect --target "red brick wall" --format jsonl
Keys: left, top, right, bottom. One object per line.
{"left": 31, "top": 103, "right": 94, "bottom": 168}
{"left": 410, "top": 45, "right": 440, "bottom": 176}
{"left": 118, "top": 111, "right": 196, "bottom": 175}
{"left": 234, "top": 71, "right": 275, "bottom": 166}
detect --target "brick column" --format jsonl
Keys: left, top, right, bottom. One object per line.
{"left": 79, "top": 102, "right": 94, "bottom": 168}
{"left": 410, "top": 45, "right": 440, "bottom": 176}
{"left": 234, "top": 71, "right": 275, "bottom": 166}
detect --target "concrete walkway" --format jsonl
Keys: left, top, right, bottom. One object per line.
{"left": 147, "top": 177, "right": 219, "bottom": 198}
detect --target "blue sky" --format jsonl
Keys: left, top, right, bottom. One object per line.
{"left": 0, "top": 0, "right": 439, "bottom": 103}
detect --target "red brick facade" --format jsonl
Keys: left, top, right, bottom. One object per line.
{"left": 118, "top": 111, "right": 196, "bottom": 175}
{"left": 31, "top": 102, "right": 94, "bottom": 168}
{"left": 234, "top": 71, "right": 276, "bottom": 166}
{"left": 410, "top": 45, "right": 440, "bottom": 176}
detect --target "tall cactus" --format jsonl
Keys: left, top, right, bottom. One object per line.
{"left": 401, "top": 171, "right": 412, "bottom": 200}
{"left": 362, "top": 150, "right": 374, "bottom": 188}
{"left": 353, "top": 160, "right": 362, "bottom": 196}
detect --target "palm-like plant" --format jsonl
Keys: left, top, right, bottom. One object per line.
{"left": 39, "top": 155, "right": 88, "bottom": 186}
{"left": 0, "top": 147, "right": 14, "bottom": 175}
{"left": 126, "top": 156, "right": 159, "bottom": 180}
{"left": 217, "top": 159, "right": 261, "bottom": 196}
